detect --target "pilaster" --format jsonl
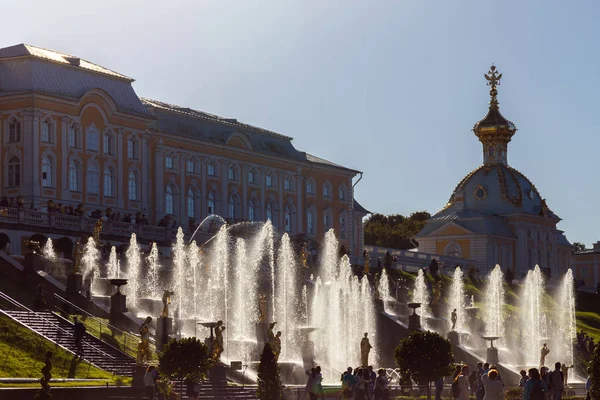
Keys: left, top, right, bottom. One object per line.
{"left": 116, "top": 129, "right": 125, "bottom": 209}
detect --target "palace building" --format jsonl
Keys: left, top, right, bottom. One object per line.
{"left": 0, "top": 43, "right": 367, "bottom": 255}
{"left": 416, "top": 66, "right": 572, "bottom": 277}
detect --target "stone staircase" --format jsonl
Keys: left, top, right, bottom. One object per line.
{"left": 3, "top": 310, "right": 135, "bottom": 377}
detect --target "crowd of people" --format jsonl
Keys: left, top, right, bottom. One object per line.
{"left": 304, "top": 365, "right": 389, "bottom": 400}
{"left": 577, "top": 329, "right": 596, "bottom": 356}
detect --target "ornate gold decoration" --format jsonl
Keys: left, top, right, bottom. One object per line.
{"left": 484, "top": 65, "right": 502, "bottom": 108}
{"left": 497, "top": 166, "right": 523, "bottom": 208}
{"left": 473, "top": 185, "right": 488, "bottom": 201}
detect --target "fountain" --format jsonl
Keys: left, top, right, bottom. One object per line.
{"left": 412, "top": 269, "right": 430, "bottom": 330}
{"left": 107, "top": 246, "right": 119, "bottom": 278}
{"left": 147, "top": 243, "right": 160, "bottom": 299}
{"left": 126, "top": 233, "right": 142, "bottom": 309}
{"left": 377, "top": 269, "right": 394, "bottom": 314}
{"left": 448, "top": 267, "right": 466, "bottom": 333}
{"left": 484, "top": 265, "right": 505, "bottom": 339}
{"left": 82, "top": 238, "right": 100, "bottom": 291}
{"left": 557, "top": 269, "right": 576, "bottom": 369}
{"left": 42, "top": 238, "right": 56, "bottom": 261}
{"left": 521, "top": 265, "right": 545, "bottom": 367}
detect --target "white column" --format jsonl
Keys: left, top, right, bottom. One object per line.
{"left": 117, "top": 129, "right": 125, "bottom": 209}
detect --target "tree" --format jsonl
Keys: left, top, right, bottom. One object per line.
{"left": 395, "top": 331, "right": 454, "bottom": 400}
{"left": 589, "top": 345, "right": 600, "bottom": 400}
{"left": 256, "top": 343, "right": 283, "bottom": 400}
{"left": 573, "top": 242, "right": 586, "bottom": 253}
{"left": 364, "top": 211, "right": 431, "bottom": 250}
{"left": 158, "top": 337, "right": 212, "bottom": 397}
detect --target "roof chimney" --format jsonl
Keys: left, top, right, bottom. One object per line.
{"left": 65, "top": 56, "right": 80, "bottom": 66}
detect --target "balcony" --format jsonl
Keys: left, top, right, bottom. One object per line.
{"left": 0, "top": 208, "right": 177, "bottom": 243}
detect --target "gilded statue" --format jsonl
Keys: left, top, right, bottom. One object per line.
{"left": 301, "top": 243, "right": 309, "bottom": 269}
{"left": 540, "top": 343, "right": 550, "bottom": 367}
{"left": 360, "top": 332, "right": 372, "bottom": 367}
{"left": 433, "top": 281, "right": 442, "bottom": 304}
{"left": 93, "top": 219, "right": 103, "bottom": 245}
{"left": 451, "top": 309, "right": 458, "bottom": 331}
{"left": 73, "top": 241, "right": 83, "bottom": 274}
{"left": 137, "top": 316, "right": 152, "bottom": 364}
{"left": 267, "top": 322, "right": 282, "bottom": 362}
{"left": 213, "top": 320, "right": 225, "bottom": 360}
{"left": 161, "top": 290, "right": 174, "bottom": 318}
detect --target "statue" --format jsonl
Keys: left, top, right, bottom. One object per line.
{"left": 451, "top": 309, "right": 458, "bottom": 331}
{"left": 301, "top": 243, "right": 309, "bottom": 269}
{"left": 213, "top": 320, "right": 225, "bottom": 360}
{"left": 24, "top": 240, "right": 41, "bottom": 254}
{"left": 561, "top": 364, "right": 573, "bottom": 388}
{"left": 540, "top": 343, "right": 550, "bottom": 367}
{"left": 36, "top": 351, "right": 53, "bottom": 400}
{"left": 93, "top": 219, "right": 103, "bottom": 245}
{"left": 161, "top": 290, "right": 174, "bottom": 318}
{"left": 267, "top": 322, "right": 282, "bottom": 362}
{"left": 137, "top": 316, "right": 152, "bottom": 364}
{"left": 360, "top": 332, "right": 372, "bottom": 367}
{"left": 433, "top": 281, "right": 442, "bottom": 304}
{"left": 73, "top": 240, "right": 83, "bottom": 274}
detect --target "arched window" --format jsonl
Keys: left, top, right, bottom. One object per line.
{"left": 266, "top": 174, "right": 273, "bottom": 187}
{"left": 127, "top": 137, "right": 137, "bottom": 159}
{"left": 323, "top": 182, "right": 332, "bottom": 198}
{"left": 9, "top": 119, "right": 21, "bottom": 143}
{"left": 68, "top": 125, "right": 78, "bottom": 148}
{"left": 7, "top": 157, "right": 20, "bottom": 187}
{"left": 187, "top": 188, "right": 196, "bottom": 219}
{"left": 306, "top": 178, "right": 315, "bottom": 195}
{"left": 165, "top": 185, "right": 174, "bottom": 214}
{"left": 42, "top": 156, "right": 53, "bottom": 188}
{"left": 86, "top": 126, "right": 99, "bottom": 151}
{"left": 207, "top": 162, "right": 216, "bottom": 176}
{"left": 339, "top": 185, "right": 347, "bottom": 201}
{"left": 87, "top": 163, "right": 99, "bottom": 194}
{"left": 307, "top": 208, "right": 316, "bottom": 235}
{"left": 266, "top": 203, "right": 273, "bottom": 221}
{"left": 165, "top": 154, "right": 174, "bottom": 169}
{"left": 187, "top": 160, "right": 195, "bottom": 174}
{"left": 103, "top": 132, "right": 113, "bottom": 155}
{"left": 104, "top": 168, "right": 114, "bottom": 197}
{"left": 128, "top": 172, "right": 138, "bottom": 201}
{"left": 248, "top": 169, "right": 255, "bottom": 184}
{"left": 284, "top": 204, "right": 293, "bottom": 232}
{"left": 284, "top": 178, "right": 291, "bottom": 191}
{"left": 228, "top": 195, "right": 236, "bottom": 219}
{"left": 444, "top": 242, "right": 461, "bottom": 258}
{"left": 339, "top": 215, "right": 346, "bottom": 239}
{"left": 207, "top": 192, "right": 216, "bottom": 215}
{"left": 68, "top": 161, "right": 79, "bottom": 191}
{"left": 228, "top": 166, "right": 235, "bottom": 180}
{"left": 324, "top": 212, "right": 331, "bottom": 231}
{"left": 41, "top": 120, "right": 53, "bottom": 143}
{"left": 248, "top": 199, "right": 258, "bottom": 222}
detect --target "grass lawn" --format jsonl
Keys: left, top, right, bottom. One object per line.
{"left": 0, "top": 313, "right": 127, "bottom": 385}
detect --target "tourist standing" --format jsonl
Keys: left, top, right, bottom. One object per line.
{"left": 342, "top": 367, "right": 357, "bottom": 399}
{"left": 368, "top": 366, "right": 376, "bottom": 399}
{"left": 374, "top": 368, "right": 388, "bottom": 400}
{"left": 454, "top": 365, "right": 470, "bottom": 400}
{"left": 305, "top": 368, "right": 318, "bottom": 400}
{"left": 144, "top": 365, "right": 157, "bottom": 400}
{"left": 481, "top": 369, "right": 504, "bottom": 400}
{"left": 519, "top": 370, "right": 529, "bottom": 387}
{"left": 434, "top": 377, "right": 444, "bottom": 400}
{"left": 586, "top": 367, "right": 591, "bottom": 400}
{"left": 73, "top": 316, "right": 86, "bottom": 356}
{"left": 549, "top": 362, "right": 564, "bottom": 400}
{"left": 523, "top": 368, "right": 548, "bottom": 400}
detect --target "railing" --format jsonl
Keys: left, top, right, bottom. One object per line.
{"left": 0, "top": 290, "right": 114, "bottom": 376}
{"left": 52, "top": 293, "right": 159, "bottom": 362}
{"left": 0, "top": 207, "right": 178, "bottom": 242}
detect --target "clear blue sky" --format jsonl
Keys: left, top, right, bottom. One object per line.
{"left": 4, "top": 0, "right": 599, "bottom": 246}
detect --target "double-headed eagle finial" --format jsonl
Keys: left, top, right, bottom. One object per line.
{"left": 484, "top": 64, "right": 502, "bottom": 108}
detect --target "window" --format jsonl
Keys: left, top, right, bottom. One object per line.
{"left": 228, "top": 166, "right": 235, "bottom": 180}
{"left": 128, "top": 172, "right": 138, "bottom": 201}
{"left": 104, "top": 168, "right": 114, "bottom": 197}
{"left": 187, "top": 188, "right": 196, "bottom": 219}
{"left": 266, "top": 175, "right": 273, "bottom": 187}
{"left": 87, "top": 128, "right": 99, "bottom": 151}
{"left": 104, "top": 133, "right": 113, "bottom": 155}
{"left": 339, "top": 186, "right": 346, "bottom": 200}
{"left": 284, "top": 178, "right": 291, "bottom": 191}
{"left": 248, "top": 170, "right": 254, "bottom": 184}
{"left": 68, "top": 125, "right": 78, "bottom": 148}
{"left": 285, "top": 206, "right": 292, "bottom": 232}
{"left": 7, "top": 157, "right": 20, "bottom": 187}
{"left": 307, "top": 211, "right": 315, "bottom": 234}
{"left": 165, "top": 185, "right": 174, "bottom": 214}
{"left": 445, "top": 242, "right": 461, "bottom": 258}
{"left": 307, "top": 180, "right": 314, "bottom": 195}
{"left": 42, "top": 157, "right": 53, "bottom": 187}
{"left": 187, "top": 160, "right": 195, "bottom": 173}
{"left": 266, "top": 203, "right": 273, "bottom": 221}
{"left": 228, "top": 198, "right": 235, "bottom": 219}
{"left": 68, "top": 161, "right": 79, "bottom": 191}
{"left": 165, "top": 155, "right": 173, "bottom": 169}
{"left": 207, "top": 163, "right": 215, "bottom": 176}
{"left": 340, "top": 216, "right": 346, "bottom": 239}
{"left": 41, "top": 120, "right": 52, "bottom": 143}
{"left": 128, "top": 137, "right": 137, "bottom": 159}
{"left": 248, "top": 202, "right": 256, "bottom": 222}
{"left": 9, "top": 120, "right": 21, "bottom": 143}
{"left": 323, "top": 182, "right": 331, "bottom": 198}
{"left": 207, "top": 192, "right": 215, "bottom": 214}
{"left": 87, "top": 164, "right": 99, "bottom": 194}
{"left": 324, "top": 213, "right": 331, "bottom": 231}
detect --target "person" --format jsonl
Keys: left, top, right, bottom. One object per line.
{"left": 469, "top": 370, "right": 478, "bottom": 393}
{"left": 315, "top": 366, "right": 324, "bottom": 400}
{"left": 561, "top": 364, "right": 572, "bottom": 388}
{"left": 586, "top": 367, "right": 591, "bottom": 400}
{"left": 73, "top": 316, "right": 86, "bottom": 356}
{"left": 524, "top": 368, "right": 548, "bottom": 400}
{"left": 481, "top": 369, "right": 504, "bottom": 400}
{"left": 355, "top": 368, "right": 369, "bottom": 400}
{"left": 476, "top": 362, "right": 485, "bottom": 400}
{"left": 368, "top": 366, "right": 376, "bottom": 399}
{"left": 305, "top": 368, "right": 318, "bottom": 400}
{"left": 519, "top": 369, "right": 529, "bottom": 387}
{"left": 549, "top": 362, "right": 564, "bottom": 400}
{"left": 454, "top": 365, "right": 470, "bottom": 400}
{"left": 144, "top": 365, "right": 157, "bottom": 399}
{"left": 341, "top": 367, "right": 357, "bottom": 399}
{"left": 434, "top": 377, "right": 444, "bottom": 400}
{"left": 374, "top": 368, "right": 389, "bottom": 400}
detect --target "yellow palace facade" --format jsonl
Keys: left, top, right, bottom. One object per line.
{"left": 0, "top": 44, "right": 368, "bottom": 255}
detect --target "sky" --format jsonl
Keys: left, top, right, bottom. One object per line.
{"left": 2, "top": 0, "right": 599, "bottom": 246}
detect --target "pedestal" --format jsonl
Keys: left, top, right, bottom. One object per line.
{"left": 110, "top": 291, "right": 128, "bottom": 317}
{"left": 486, "top": 347, "right": 499, "bottom": 365}
{"left": 67, "top": 273, "right": 83, "bottom": 296}
{"left": 448, "top": 331, "right": 460, "bottom": 347}
{"left": 209, "top": 362, "right": 228, "bottom": 383}
{"left": 301, "top": 340, "right": 315, "bottom": 371}
{"left": 156, "top": 317, "right": 173, "bottom": 351}
{"left": 132, "top": 364, "right": 147, "bottom": 387}
{"left": 408, "top": 313, "right": 421, "bottom": 331}
{"left": 24, "top": 252, "right": 42, "bottom": 272}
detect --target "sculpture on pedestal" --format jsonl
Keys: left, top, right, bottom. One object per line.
{"left": 137, "top": 316, "right": 152, "bottom": 364}
{"left": 93, "top": 218, "right": 103, "bottom": 245}
{"left": 267, "top": 322, "right": 282, "bottom": 362}
{"left": 213, "top": 320, "right": 225, "bottom": 360}
{"left": 301, "top": 243, "right": 309, "bottom": 269}
{"left": 360, "top": 332, "right": 372, "bottom": 367}
{"left": 451, "top": 309, "right": 458, "bottom": 331}
{"left": 540, "top": 343, "right": 550, "bottom": 367}
{"left": 161, "top": 290, "right": 174, "bottom": 318}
